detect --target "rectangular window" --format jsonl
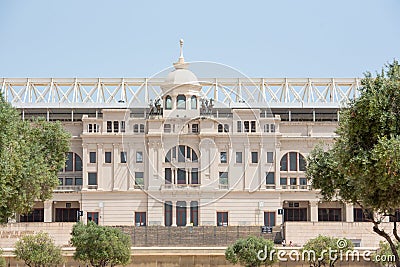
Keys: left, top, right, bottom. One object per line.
{"left": 135, "top": 172, "right": 144, "bottom": 187}
{"left": 87, "top": 212, "right": 99, "bottom": 224}
{"left": 107, "top": 121, "right": 112, "bottom": 133}
{"left": 165, "top": 168, "right": 172, "bottom": 184}
{"left": 176, "top": 201, "right": 187, "bottom": 226}
{"left": 299, "top": 178, "right": 307, "bottom": 189}
{"left": 135, "top": 212, "right": 146, "bottom": 226}
{"left": 219, "top": 172, "right": 228, "bottom": 189}
{"left": 244, "top": 121, "right": 250, "bottom": 132}
{"left": 264, "top": 212, "right": 276, "bottom": 226}
{"left": 88, "top": 172, "right": 97, "bottom": 185}
{"left": 190, "top": 201, "right": 199, "bottom": 226}
{"left": 251, "top": 152, "right": 258, "bottom": 163}
{"left": 218, "top": 124, "right": 223, "bottom": 132}
{"left": 136, "top": 151, "right": 143, "bottom": 163}
{"left": 354, "top": 208, "right": 372, "bottom": 222}
{"left": 264, "top": 124, "right": 269, "bottom": 132}
{"left": 289, "top": 152, "right": 297, "bottom": 171}
{"left": 191, "top": 168, "right": 199, "bottom": 184}
{"left": 88, "top": 124, "right": 93, "bottom": 133}
{"left": 65, "top": 177, "right": 73, "bottom": 185}
{"left": 237, "top": 121, "right": 242, "bottom": 133}
{"left": 139, "top": 124, "right": 145, "bottom": 133}
{"left": 290, "top": 178, "right": 297, "bottom": 189}
{"left": 251, "top": 121, "right": 256, "bottom": 132}
{"left": 270, "top": 124, "right": 276, "bottom": 133}
{"left": 280, "top": 177, "right": 287, "bottom": 188}
{"left": 217, "top": 212, "right": 228, "bottom": 226}
{"left": 89, "top": 152, "right": 96, "bottom": 163}
{"left": 177, "top": 168, "right": 186, "bottom": 184}
{"left": 120, "top": 121, "right": 126, "bottom": 133}
{"left": 20, "top": 209, "right": 44, "bottom": 222}
{"left": 105, "top": 152, "right": 112, "bottom": 163}
{"left": 220, "top": 152, "right": 227, "bottom": 163}
{"left": 191, "top": 124, "right": 199, "bottom": 133}
{"left": 267, "top": 152, "right": 274, "bottom": 163}
{"left": 113, "top": 121, "right": 119, "bottom": 133}
{"left": 120, "top": 151, "right": 127, "bottom": 163}
{"left": 164, "top": 124, "right": 171, "bottom": 133}
{"left": 266, "top": 172, "right": 275, "bottom": 185}
{"left": 236, "top": 152, "right": 243, "bottom": 163}
{"left": 165, "top": 202, "right": 172, "bottom": 226}
{"left": 75, "top": 177, "right": 83, "bottom": 186}
{"left": 318, "top": 208, "right": 342, "bottom": 222}
{"left": 133, "top": 124, "right": 139, "bottom": 133}
{"left": 284, "top": 208, "right": 307, "bottom": 222}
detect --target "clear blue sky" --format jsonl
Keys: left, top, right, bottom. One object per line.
{"left": 0, "top": 0, "right": 399, "bottom": 78}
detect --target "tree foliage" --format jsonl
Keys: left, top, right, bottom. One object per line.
{"left": 14, "top": 232, "right": 63, "bottom": 267}
{"left": 70, "top": 222, "right": 131, "bottom": 267}
{"left": 302, "top": 235, "right": 353, "bottom": 267}
{"left": 0, "top": 249, "right": 6, "bottom": 267}
{"left": 0, "top": 93, "right": 70, "bottom": 223}
{"left": 306, "top": 60, "right": 400, "bottom": 266}
{"left": 225, "top": 236, "right": 276, "bottom": 267}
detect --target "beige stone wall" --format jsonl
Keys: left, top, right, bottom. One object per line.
{"left": 0, "top": 222, "right": 74, "bottom": 247}
{"left": 285, "top": 221, "right": 394, "bottom": 247}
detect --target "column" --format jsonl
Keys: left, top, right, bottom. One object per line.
{"left": 244, "top": 144, "right": 249, "bottom": 190}
{"left": 345, "top": 203, "right": 354, "bottom": 222}
{"left": 275, "top": 143, "right": 281, "bottom": 189}
{"left": 43, "top": 201, "right": 52, "bottom": 223}
{"left": 97, "top": 144, "right": 103, "bottom": 190}
{"left": 310, "top": 201, "right": 318, "bottom": 222}
{"left": 172, "top": 201, "right": 177, "bottom": 226}
{"left": 128, "top": 144, "right": 135, "bottom": 190}
{"left": 82, "top": 144, "right": 88, "bottom": 190}
{"left": 112, "top": 144, "right": 118, "bottom": 190}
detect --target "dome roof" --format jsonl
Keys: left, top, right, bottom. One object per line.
{"left": 164, "top": 68, "right": 200, "bottom": 88}
{"left": 161, "top": 39, "right": 201, "bottom": 94}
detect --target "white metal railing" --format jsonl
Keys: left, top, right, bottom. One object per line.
{"left": 161, "top": 184, "right": 201, "bottom": 190}
{"left": 0, "top": 78, "right": 360, "bottom": 108}
{"left": 54, "top": 185, "right": 82, "bottom": 192}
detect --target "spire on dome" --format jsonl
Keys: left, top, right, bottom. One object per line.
{"left": 174, "top": 39, "right": 188, "bottom": 69}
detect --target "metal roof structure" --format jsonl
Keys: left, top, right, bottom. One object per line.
{"left": 0, "top": 77, "right": 360, "bottom": 109}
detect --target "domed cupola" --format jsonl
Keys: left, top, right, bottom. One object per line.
{"left": 161, "top": 40, "right": 202, "bottom": 118}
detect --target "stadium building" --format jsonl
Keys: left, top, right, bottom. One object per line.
{"left": 1, "top": 42, "right": 385, "bottom": 247}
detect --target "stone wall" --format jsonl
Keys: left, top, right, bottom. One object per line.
{"left": 285, "top": 221, "right": 393, "bottom": 247}
{"left": 116, "top": 226, "right": 279, "bottom": 246}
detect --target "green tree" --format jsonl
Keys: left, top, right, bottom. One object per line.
{"left": 301, "top": 235, "right": 353, "bottom": 267}
{"left": 0, "top": 93, "right": 70, "bottom": 223}
{"left": 14, "top": 232, "right": 63, "bottom": 267}
{"left": 373, "top": 241, "right": 399, "bottom": 267}
{"left": 306, "top": 60, "right": 400, "bottom": 266}
{"left": 70, "top": 222, "right": 131, "bottom": 267}
{"left": 0, "top": 249, "right": 6, "bottom": 267}
{"left": 225, "top": 236, "right": 276, "bottom": 267}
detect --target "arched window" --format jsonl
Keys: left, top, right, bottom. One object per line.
{"left": 165, "top": 145, "right": 198, "bottom": 163}
{"left": 279, "top": 152, "right": 307, "bottom": 190}
{"left": 64, "top": 152, "right": 82, "bottom": 172}
{"left": 280, "top": 152, "right": 306, "bottom": 171}
{"left": 191, "top": 95, "right": 197, "bottom": 109}
{"left": 59, "top": 152, "right": 83, "bottom": 188}
{"left": 177, "top": 95, "right": 186, "bottom": 109}
{"left": 165, "top": 96, "right": 172, "bottom": 110}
